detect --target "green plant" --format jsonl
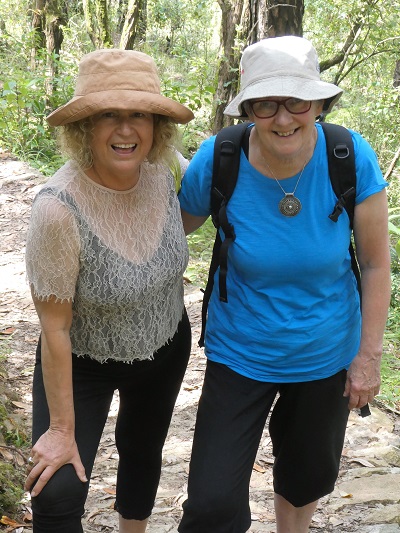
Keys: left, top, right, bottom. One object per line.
{"left": 0, "top": 462, "right": 24, "bottom": 514}
{"left": 0, "top": 40, "right": 77, "bottom": 175}
{"left": 388, "top": 207, "right": 400, "bottom": 260}
{"left": 0, "top": 336, "right": 28, "bottom": 515}
{"left": 379, "top": 345, "right": 400, "bottom": 411}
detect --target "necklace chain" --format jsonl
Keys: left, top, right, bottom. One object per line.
{"left": 270, "top": 164, "right": 305, "bottom": 196}
{"left": 261, "top": 157, "right": 308, "bottom": 217}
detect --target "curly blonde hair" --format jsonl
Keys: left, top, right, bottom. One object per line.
{"left": 57, "top": 114, "right": 180, "bottom": 170}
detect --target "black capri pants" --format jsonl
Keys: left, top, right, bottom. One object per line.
{"left": 31, "top": 310, "right": 191, "bottom": 533}
{"left": 179, "top": 360, "right": 349, "bottom": 533}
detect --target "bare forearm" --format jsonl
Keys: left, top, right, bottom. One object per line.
{"left": 41, "top": 330, "right": 75, "bottom": 432}
{"left": 358, "top": 264, "right": 391, "bottom": 358}
{"left": 344, "top": 264, "right": 391, "bottom": 409}
{"left": 33, "top": 294, "right": 75, "bottom": 432}
{"left": 27, "top": 296, "right": 87, "bottom": 495}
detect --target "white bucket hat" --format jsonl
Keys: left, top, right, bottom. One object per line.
{"left": 224, "top": 36, "right": 343, "bottom": 119}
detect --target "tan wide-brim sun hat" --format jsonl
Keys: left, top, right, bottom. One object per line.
{"left": 47, "top": 49, "right": 194, "bottom": 126}
{"left": 224, "top": 36, "right": 343, "bottom": 119}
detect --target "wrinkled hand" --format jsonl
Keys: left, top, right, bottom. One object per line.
{"left": 344, "top": 352, "right": 381, "bottom": 410}
{"left": 25, "top": 428, "right": 87, "bottom": 497}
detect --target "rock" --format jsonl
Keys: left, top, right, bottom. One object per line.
{"left": 335, "top": 471, "right": 400, "bottom": 506}
{"left": 364, "top": 504, "right": 400, "bottom": 525}
{"left": 362, "top": 526, "right": 400, "bottom": 533}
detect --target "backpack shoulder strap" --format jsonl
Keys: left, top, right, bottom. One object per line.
{"left": 320, "top": 122, "right": 356, "bottom": 227}
{"left": 320, "top": 121, "right": 361, "bottom": 296}
{"left": 199, "top": 122, "right": 249, "bottom": 347}
{"left": 211, "top": 122, "right": 250, "bottom": 224}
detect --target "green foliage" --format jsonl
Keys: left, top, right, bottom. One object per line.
{"left": 0, "top": 75, "right": 54, "bottom": 174}
{"left": 0, "top": 346, "right": 29, "bottom": 449}
{"left": 386, "top": 227, "right": 400, "bottom": 410}
{"left": 304, "top": 0, "right": 400, "bottom": 172}
{"left": 389, "top": 205, "right": 400, "bottom": 320}
{"left": 0, "top": 343, "right": 28, "bottom": 514}
{"left": 0, "top": 0, "right": 219, "bottom": 168}
{"left": 380, "top": 342, "right": 400, "bottom": 411}
{"left": 146, "top": 0, "right": 220, "bottom": 155}
{"left": 389, "top": 208, "right": 400, "bottom": 260}
{"left": 0, "top": 462, "right": 24, "bottom": 514}
{"left": 0, "top": 35, "right": 78, "bottom": 175}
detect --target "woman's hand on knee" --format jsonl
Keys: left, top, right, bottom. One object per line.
{"left": 25, "top": 428, "right": 88, "bottom": 497}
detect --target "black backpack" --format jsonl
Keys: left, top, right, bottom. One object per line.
{"left": 199, "top": 121, "right": 360, "bottom": 348}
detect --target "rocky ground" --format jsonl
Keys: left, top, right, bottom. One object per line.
{"left": 0, "top": 154, "right": 399, "bottom": 532}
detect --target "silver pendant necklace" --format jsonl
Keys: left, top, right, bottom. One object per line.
{"left": 263, "top": 159, "right": 307, "bottom": 217}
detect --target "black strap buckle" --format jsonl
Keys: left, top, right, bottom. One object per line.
{"left": 333, "top": 143, "right": 350, "bottom": 159}
{"left": 328, "top": 187, "right": 356, "bottom": 223}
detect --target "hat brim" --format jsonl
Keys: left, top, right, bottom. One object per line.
{"left": 47, "top": 90, "right": 194, "bottom": 126}
{"left": 224, "top": 77, "right": 343, "bottom": 118}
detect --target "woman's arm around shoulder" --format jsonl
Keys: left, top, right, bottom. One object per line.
{"left": 181, "top": 209, "right": 209, "bottom": 235}
{"left": 178, "top": 137, "right": 216, "bottom": 235}
{"left": 344, "top": 189, "right": 391, "bottom": 410}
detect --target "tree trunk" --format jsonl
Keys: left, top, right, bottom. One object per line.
{"left": 394, "top": 59, "right": 400, "bottom": 88}
{"left": 83, "top": 0, "right": 112, "bottom": 48}
{"left": 244, "top": 0, "right": 269, "bottom": 44}
{"left": 265, "top": 0, "right": 304, "bottom": 37}
{"left": 213, "top": 0, "right": 304, "bottom": 133}
{"left": 30, "top": 0, "right": 46, "bottom": 69}
{"left": 117, "top": 0, "right": 128, "bottom": 35}
{"left": 44, "top": 0, "right": 66, "bottom": 95}
{"left": 29, "top": 0, "right": 66, "bottom": 94}
{"left": 119, "top": 0, "right": 147, "bottom": 49}
{"left": 213, "top": 0, "right": 246, "bottom": 133}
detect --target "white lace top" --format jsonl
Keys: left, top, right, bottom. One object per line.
{"left": 26, "top": 158, "right": 189, "bottom": 362}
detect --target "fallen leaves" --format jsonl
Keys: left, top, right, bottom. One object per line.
{"left": 10, "top": 401, "right": 31, "bottom": 411}
{"left": 102, "top": 487, "right": 116, "bottom": 495}
{"left": 0, "top": 327, "right": 16, "bottom": 336}
{"left": 0, "top": 513, "right": 31, "bottom": 531}
{"left": 252, "top": 462, "right": 266, "bottom": 473}
{"left": 349, "top": 457, "right": 375, "bottom": 468}
{"left": 0, "top": 445, "right": 27, "bottom": 466}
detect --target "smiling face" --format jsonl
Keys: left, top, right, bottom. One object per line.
{"left": 246, "top": 98, "right": 324, "bottom": 170}
{"left": 86, "top": 109, "right": 154, "bottom": 190}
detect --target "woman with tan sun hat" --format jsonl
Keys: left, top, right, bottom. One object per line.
{"left": 24, "top": 48, "right": 193, "bottom": 533}
{"left": 178, "top": 36, "right": 390, "bottom": 532}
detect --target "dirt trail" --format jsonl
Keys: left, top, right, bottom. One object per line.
{"left": 1, "top": 154, "right": 399, "bottom": 532}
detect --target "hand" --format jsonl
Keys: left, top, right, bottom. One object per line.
{"left": 25, "top": 428, "right": 87, "bottom": 497}
{"left": 343, "top": 352, "right": 381, "bottom": 410}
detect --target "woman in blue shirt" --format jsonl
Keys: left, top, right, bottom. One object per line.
{"left": 178, "top": 36, "right": 390, "bottom": 533}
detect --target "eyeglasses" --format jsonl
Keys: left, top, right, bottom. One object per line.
{"left": 249, "top": 98, "right": 312, "bottom": 119}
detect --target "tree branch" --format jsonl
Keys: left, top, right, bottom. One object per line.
{"left": 319, "top": 17, "right": 363, "bottom": 73}
{"left": 337, "top": 48, "right": 394, "bottom": 85}
{"left": 0, "top": 445, "right": 29, "bottom": 463}
{"left": 384, "top": 145, "right": 400, "bottom": 181}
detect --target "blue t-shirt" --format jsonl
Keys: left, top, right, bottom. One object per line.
{"left": 179, "top": 123, "right": 387, "bottom": 382}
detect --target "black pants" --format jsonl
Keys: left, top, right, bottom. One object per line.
{"left": 179, "top": 361, "right": 349, "bottom": 533}
{"left": 31, "top": 310, "right": 191, "bottom": 533}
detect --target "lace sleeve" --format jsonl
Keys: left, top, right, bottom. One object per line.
{"left": 25, "top": 194, "right": 80, "bottom": 302}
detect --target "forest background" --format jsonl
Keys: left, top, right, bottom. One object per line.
{"left": 0, "top": 0, "right": 400, "bottom": 517}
